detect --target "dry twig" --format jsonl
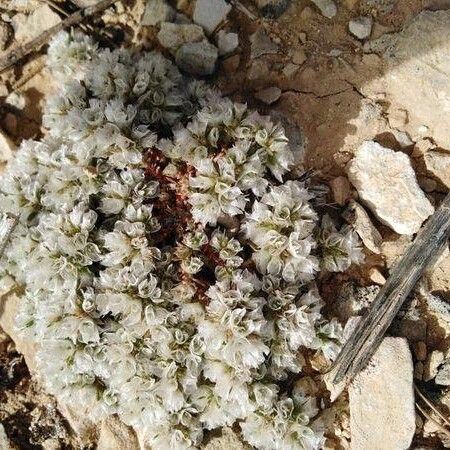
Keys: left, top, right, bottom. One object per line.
{"left": 0, "top": 0, "right": 118, "bottom": 73}
{"left": 330, "top": 193, "right": 450, "bottom": 385}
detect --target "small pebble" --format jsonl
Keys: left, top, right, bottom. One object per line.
{"left": 250, "top": 28, "right": 278, "bottom": 59}
{"left": 349, "top": 16, "right": 373, "bottom": 40}
{"left": 193, "top": 0, "right": 231, "bottom": 34}
{"left": 368, "top": 267, "right": 386, "bottom": 285}
{"left": 282, "top": 62, "right": 299, "bottom": 78}
{"left": 254, "top": 86, "right": 282, "bottom": 104}
{"left": 291, "top": 48, "right": 307, "bottom": 65}
{"left": 310, "top": 0, "right": 337, "bottom": 19}
{"left": 217, "top": 30, "right": 239, "bottom": 56}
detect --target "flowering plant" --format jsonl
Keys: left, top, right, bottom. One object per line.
{"left": 0, "top": 31, "right": 363, "bottom": 449}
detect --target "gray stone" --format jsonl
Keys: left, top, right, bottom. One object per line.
{"left": 282, "top": 63, "right": 299, "bottom": 78}
{"left": 369, "top": 11, "right": 450, "bottom": 149}
{"left": 250, "top": 28, "right": 278, "bottom": 58}
{"left": 254, "top": 86, "right": 282, "bottom": 104}
{"left": 348, "top": 16, "right": 373, "bottom": 40}
{"left": 310, "top": 0, "right": 337, "bottom": 18}
{"left": 435, "top": 359, "right": 450, "bottom": 386}
{"left": 157, "top": 22, "right": 205, "bottom": 50}
{"left": 423, "top": 350, "right": 444, "bottom": 381}
{"left": 217, "top": 30, "right": 239, "bottom": 55}
{"left": 349, "top": 337, "right": 415, "bottom": 450}
{"left": 0, "top": 423, "right": 12, "bottom": 450}
{"left": 254, "top": 0, "right": 292, "bottom": 18}
{"left": 344, "top": 201, "right": 382, "bottom": 254}
{"left": 347, "top": 141, "right": 434, "bottom": 235}
{"left": 141, "top": 0, "right": 175, "bottom": 26}
{"left": 193, "top": 0, "right": 231, "bottom": 34}
{"left": 175, "top": 41, "right": 218, "bottom": 76}
{"left": 424, "top": 151, "right": 450, "bottom": 189}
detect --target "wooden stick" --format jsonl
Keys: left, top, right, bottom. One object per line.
{"left": 331, "top": 193, "right": 450, "bottom": 385}
{"left": 0, "top": 0, "right": 117, "bottom": 73}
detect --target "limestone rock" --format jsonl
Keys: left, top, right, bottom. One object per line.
{"left": 12, "top": 5, "right": 60, "bottom": 43}
{"left": 423, "top": 350, "right": 444, "bottom": 381}
{"left": 254, "top": 86, "right": 281, "bottom": 104}
{"left": 348, "top": 16, "right": 373, "bottom": 40}
{"left": 157, "top": 22, "right": 205, "bottom": 50}
{"left": 254, "top": 0, "right": 291, "bottom": 18}
{"left": 349, "top": 337, "right": 415, "bottom": 450}
{"left": 0, "top": 131, "right": 15, "bottom": 163}
{"left": 426, "top": 252, "right": 450, "bottom": 301}
{"left": 250, "top": 28, "right": 278, "bottom": 58}
{"left": 369, "top": 11, "right": 450, "bottom": 148}
{"left": 424, "top": 150, "right": 450, "bottom": 188}
{"left": 343, "top": 201, "right": 382, "bottom": 254}
{"left": 141, "top": 0, "right": 175, "bottom": 26}
{"left": 217, "top": 30, "right": 239, "bottom": 56}
{"left": 347, "top": 141, "right": 434, "bottom": 235}
{"left": 193, "top": 0, "right": 231, "bottom": 34}
{"left": 175, "top": 41, "right": 218, "bottom": 76}
{"left": 0, "top": 423, "right": 13, "bottom": 450}
{"left": 310, "top": 0, "right": 337, "bottom": 18}
{"left": 98, "top": 416, "right": 139, "bottom": 450}
{"left": 435, "top": 359, "right": 450, "bottom": 386}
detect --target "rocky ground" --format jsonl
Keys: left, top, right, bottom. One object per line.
{"left": 0, "top": 0, "right": 450, "bottom": 448}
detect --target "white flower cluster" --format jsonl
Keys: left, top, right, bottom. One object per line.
{"left": 0, "top": 31, "right": 363, "bottom": 450}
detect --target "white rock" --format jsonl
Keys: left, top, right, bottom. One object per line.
{"left": 250, "top": 28, "right": 278, "bottom": 58}
{"left": 175, "top": 41, "right": 218, "bottom": 76}
{"left": 367, "top": 11, "right": 450, "bottom": 149}
{"left": 348, "top": 16, "right": 373, "bottom": 40}
{"left": 436, "top": 359, "right": 450, "bottom": 386}
{"left": 217, "top": 30, "right": 239, "bottom": 55}
{"left": 349, "top": 337, "right": 415, "bottom": 450}
{"left": 347, "top": 141, "right": 434, "bottom": 235}
{"left": 254, "top": 86, "right": 282, "bottom": 104}
{"left": 0, "top": 131, "right": 15, "bottom": 163}
{"left": 141, "top": 0, "right": 175, "bottom": 26}
{"left": 424, "top": 150, "right": 450, "bottom": 188}
{"left": 344, "top": 201, "right": 382, "bottom": 254}
{"left": 97, "top": 416, "right": 139, "bottom": 450}
{"left": 310, "top": 0, "right": 337, "bottom": 18}
{"left": 193, "top": 0, "right": 231, "bottom": 34}
{"left": 157, "top": 22, "right": 205, "bottom": 50}
{"left": 423, "top": 350, "right": 444, "bottom": 381}
{"left": 12, "top": 5, "right": 60, "bottom": 43}
{"left": 0, "top": 423, "right": 12, "bottom": 450}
